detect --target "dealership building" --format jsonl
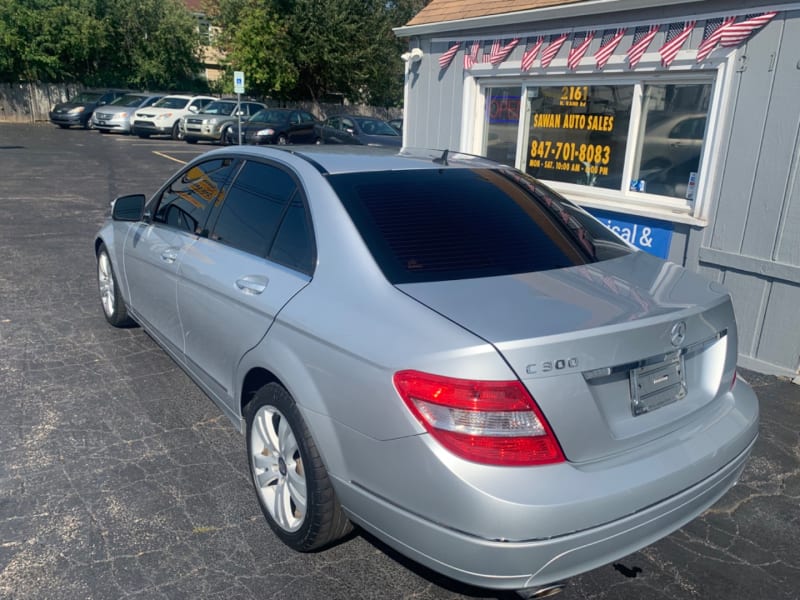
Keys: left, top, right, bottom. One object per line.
{"left": 395, "top": 0, "right": 800, "bottom": 379}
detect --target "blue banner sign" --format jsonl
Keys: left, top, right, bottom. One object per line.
{"left": 586, "top": 208, "right": 674, "bottom": 259}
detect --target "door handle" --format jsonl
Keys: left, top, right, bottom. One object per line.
{"left": 235, "top": 275, "right": 268, "bottom": 295}
{"left": 160, "top": 248, "right": 179, "bottom": 263}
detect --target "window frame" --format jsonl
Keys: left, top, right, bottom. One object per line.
{"left": 465, "top": 55, "right": 736, "bottom": 226}
{"left": 204, "top": 158, "right": 317, "bottom": 275}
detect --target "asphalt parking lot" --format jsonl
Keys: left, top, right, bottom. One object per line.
{"left": 0, "top": 122, "right": 798, "bottom": 600}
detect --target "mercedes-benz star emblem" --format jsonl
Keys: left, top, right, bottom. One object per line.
{"left": 670, "top": 321, "right": 686, "bottom": 347}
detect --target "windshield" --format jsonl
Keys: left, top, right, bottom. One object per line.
{"left": 354, "top": 118, "right": 399, "bottom": 136}
{"left": 69, "top": 92, "right": 102, "bottom": 104}
{"left": 111, "top": 95, "right": 147, "bottom": 107}
{"left": 250, "top": 110, "right": 288, "bottom": 123}
{"left": 153, "top": 97, "right": 190, "bottom": 109}
{"left": 201, "top": 101, "right": 237, "bottom": 115}
{"left": 329, "top": 167, "right": 631, "bottom": 284}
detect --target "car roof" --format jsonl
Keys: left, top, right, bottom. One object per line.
{"left": 199, "top": 145, "right": 502, "bottom": 176}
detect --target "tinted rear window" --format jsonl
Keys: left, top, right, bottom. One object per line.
{"left": 328, "top": 168, "right": 631, "bottom": 284}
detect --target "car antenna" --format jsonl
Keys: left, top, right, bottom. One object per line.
{"left": 433, "top": 148, "right": 449, "bottom": 166}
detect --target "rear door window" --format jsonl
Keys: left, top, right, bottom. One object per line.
{"left": 207, "top": 160, "right": 297, "bottom": 258}
{"left": 328, "top": 167, "right": 631, "bottom": 284}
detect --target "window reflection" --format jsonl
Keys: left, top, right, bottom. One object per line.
{"left": 634, "top": 83, "right": 711, "bottom": 199}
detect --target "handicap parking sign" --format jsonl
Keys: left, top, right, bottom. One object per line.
{"left": 234, "top": 71, "right": 245, "bottom": 94}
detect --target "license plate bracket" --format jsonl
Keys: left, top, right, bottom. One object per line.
{"left": 630, "top": 352, "right": 686, "bottom": 416}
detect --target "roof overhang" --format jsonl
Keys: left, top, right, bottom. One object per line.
{"left": 394, "top": 0, "right": 698, "bottom": 37}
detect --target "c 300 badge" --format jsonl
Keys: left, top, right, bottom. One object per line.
{"left": 670, "top": 321, "right": 686, "bottom": 347}
{"left": 526, "top": 357, "right": 579, "bottom": 375}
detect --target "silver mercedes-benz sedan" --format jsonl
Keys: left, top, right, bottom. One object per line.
{"left": 94, "top": 146, "right": 758, "bottom": 598}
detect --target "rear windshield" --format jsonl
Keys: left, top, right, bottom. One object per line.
{"left": 328, "top": 168, "right": 631, "bottom": 284}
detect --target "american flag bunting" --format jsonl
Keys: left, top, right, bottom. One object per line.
{"left": 720, "top": 12, "right": 778, "bottom": 47}
{"left": 490, "top": 38, "right": 520, "bottom": 65}
{"left": 463, "top": 41, "right": 479, "bottom": 70}
{"left": 659, "top": 21, "right": 696, "bottom": 67}
{"left": 540, "top": 33, "right": 569, "bottom": 68}
{"left": 567, "top": 31, "right": 596, "bottom": 70}
{"left": 696, "top": 17, "right": 735, "bottom": 62}
{"left": 438, "top": 42, "right": 460, "bottom": 70}
{"left": 484, "top": 40, "right": 499, "bottom": 63}
{"left": 627, "top": 25, "right": 659, "bottom": 69}
{"left": 521, "top": 36, "right": 544, "bottom": 72}
{"left": 595, "top": 28, "right": 626, "bottom": 69}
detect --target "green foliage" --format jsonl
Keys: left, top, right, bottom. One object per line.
{"left": 0, "top": 0, "right": 204, "bottom": 89}
{"left": 207, "top": 0, "right": 429, "bottom": 105}
{"left": 0, "top": 0, "right": 429, "bottom": 103}
{"left": 210, "top": 0, "right": 297, "bottom": 96}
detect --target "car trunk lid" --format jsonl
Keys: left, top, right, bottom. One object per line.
{"left": 396, "top": 251, "right": 738, "bottom": 463}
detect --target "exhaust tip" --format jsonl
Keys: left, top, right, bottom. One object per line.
{"left": 516, "top": 581, "right": 567, "bottom": 599}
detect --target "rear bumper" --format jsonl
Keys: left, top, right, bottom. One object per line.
{"left": 335, "top": 434, "right": 755, "bottom": 590}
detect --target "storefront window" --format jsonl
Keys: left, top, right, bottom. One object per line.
{"left": 513, "top": 81, "right": 712, "bottom": 203}
{"left": 525, "top": 85, "right": 633, "bottom": 190}
{"left": 633, "top": 83, "right": 711, "bottom": 200}
{"left": 483, "top": 87, "right": 521, "bottom": 166}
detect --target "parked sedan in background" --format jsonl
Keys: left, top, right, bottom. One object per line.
{"left": 314, "top": 115, "right": 402, "bottom": 147}
{"left": 239, "top": 108, "right": 318, "bottom": 145}
{"left": 92, "top": 93, "right": 163, "bottom": 134}
{"left": 388, "top": 118, "right": 403, "bottom": 133}
{"left": 49, "top": 89, "right": 128, "bottom": 129}
{"left": 132, "top": 94, "right": 216, "bottom": 140}
{"left": 95, "top": 145, "right": 758, "bottom": 599}
{"left": 182, "top": 100, "right": 266, "bottom": 145}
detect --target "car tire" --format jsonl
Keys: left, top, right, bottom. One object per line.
{"left": 137, "top": 133, "right": 150, "bottom": 139}
{"left": 97, "top": 244, "right": 134, "bottom": 328}
{"left": 84, "top": 115, "right": 94, "bottom": 130}
{"left": 277, "top": 134, "right": 288, "bottom": 145}
{"left": 185, "top": 137, "right": 198, "bottom": 144}
{"left": 58, "top": 124, "right": 69, "bottom": 129}
{"left": 220, "top": 125, "right": 233, "bottom": 146}
{"left": 314, "top": 137, "right": 323, "bottom": 145}
{"left": 246, "top": 382, "right": 352, "bottom": 551}
{"left": 171, "top": 122, "right": 184, "bottom": 141}
{"left": 98, "top": 129, "right": 108, "bottom": 134}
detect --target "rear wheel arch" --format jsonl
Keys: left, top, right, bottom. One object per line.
{"left": 241, "top": 366, "right": 282, "bottom": 416}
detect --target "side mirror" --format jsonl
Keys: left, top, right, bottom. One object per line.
{"left": 112, "top": 194, "right": 146, "bottom": 221}
{"left": 188, "top": 105, "right": 199, "bottom": 113}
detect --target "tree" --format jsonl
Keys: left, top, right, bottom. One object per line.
{"left": 0, "top": 0, "right": 205, "bottom": 89}
{"left": 100, "top": 0, "right": 204, "bottom": 90}
{"left": 207, "top": 0, "right": 296, "bottom": 97}
{"left": 0, "top": 0, "right": 105, "bottom": 82}
{"left": 206, "top": 0, "right": 430, "bottom": 105}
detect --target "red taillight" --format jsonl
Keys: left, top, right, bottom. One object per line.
{"left": 393, "top": 370, "right": 565, "bottom": 466}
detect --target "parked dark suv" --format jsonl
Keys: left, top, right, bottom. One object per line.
{"left": 49, "top": 90, "right": 129, "bottom": 129}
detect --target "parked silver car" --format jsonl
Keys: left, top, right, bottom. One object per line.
{"left": 92, "top": 93, "right": 164, "bottom": 134}
{"left": 95, "top": 146, "right": 758, "bottom": 598}
{"left": 182, "top": 99, "right": 266, "bottom": 145}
